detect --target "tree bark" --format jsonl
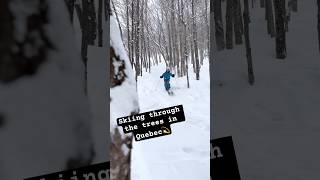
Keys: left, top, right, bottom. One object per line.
{"left": 243, "top": 0, "right": 255, "bottom": 84}
{"left": 318, "top": 0, "right": 320, "bottom": 52}
{"left": 273, "top": 0, "right": 287, "bottom": 59}
{"left": 288, "top": 0, "right": 297, "bottom": 12}
{"left": 98, "top": 0, "right": 103, "bottom": 47}
{"left": 226, "top": 0, "right": 234, "bottom": 49}
{"left": 265, "top": 0, "right": 275, "bottom": 37}
{"left": 233, "top": 0, "right": 243, "bottom": 45}
{"left": 213, "top": 0, "right": 225, "bottom": 51}
{"left": 260, "top": 0, "right": 265, "bottom": 7}
{"left": 192, "top": 0, "right": 200, "bottom": 80}
{"left": 65, "top": 0, "right": 75, "bottom": 22}
{"left": 135, "top": 0, "right": 140, "bottom": 80}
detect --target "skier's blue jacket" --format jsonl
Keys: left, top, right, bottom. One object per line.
{"left": 160, "top": 70, "right": 175, "bottom": 81}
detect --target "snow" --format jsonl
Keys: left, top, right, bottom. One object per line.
{"left": 131, "top": 60, "right": 210, "bottom": 180}
{"left": 213, "top": 1, "right": 320, "bottom": 180}
{"left": 110, "top": 14, "right": 139, "bottom": 137}
{"left": 0, "top": 1, "right": 95, "bottom": 179}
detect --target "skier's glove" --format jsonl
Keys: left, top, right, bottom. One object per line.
{"left": 172, "top": 74, "right": 175, "bottom": 77}
{"left": 160, "top": 76, "right": 163, "bottom": 78}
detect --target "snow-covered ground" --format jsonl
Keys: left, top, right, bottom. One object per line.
{"left": 131, "top": 60, "right": 210, "bottom": 180}
{"left": 213, "top": 1, "right": 320, "bottom": 180}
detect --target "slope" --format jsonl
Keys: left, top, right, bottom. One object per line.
{"left": 131, "top": 60, "right": 210, "bottom": 180}
{"left": 213, "top": 1, "right": 320, "bottom": 180}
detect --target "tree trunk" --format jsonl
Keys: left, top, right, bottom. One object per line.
{"left": 260, "top": 0, "right": 265, "bottom": 7}
{"left": 265, "top": 0, "right": 275, "bottom": 37}
{"left": 213, "top": 0, "right": 225, "bottom": 51}
{"left": 226, "top": 0, "right": 234, "bottom": 49}
{"left": 126, "top": 0, "right": 131, "bottom": 66}
{"left": 233, "top": 0, "right": 243, "bottom": 45}
{"left": 288, "top": 0, "right": 297, "bottom": 12}
{"left": 192, "top": 0, "right": 200, "bottom": 80}
{"left": 65, "top": 0, "right": 75, "bottom": 22}
{"left": 318, "top": 0, "right": 320, "bottom": 52}
{"left": 98, "top": 0, "right": 103, "bottom": 47}
{"left": 135, "top": 0, "right": 140, "bottom": 80}
{"left": 273, "top": 0, "right": 287, "bottom": 59}
{"left": 131, "top": 0, "right": 135, "bottom": 69}
{"left": 205, "top": 0, "right": 210, "bottom": 52}
{"left": 243, "top": 0, "right": 255, "bottom": 85}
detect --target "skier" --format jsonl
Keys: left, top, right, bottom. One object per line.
{"left": 160, "top": 68, "right": 175, "bottom": 95}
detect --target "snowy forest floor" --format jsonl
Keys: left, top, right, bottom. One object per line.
{"left": 131, "top": 60, "right": 210, "bottom": 180}
{"left": 213, "top": 1, "right": 320, "bottom": 180}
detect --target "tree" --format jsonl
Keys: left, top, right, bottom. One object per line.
{"left": 75, "top": 0, "right": 97, "bottom": 94}
{"left": 273, "top": 0, "right": 287, "bottom": 59}
{"left": 213, "top": 0, "right": 226, "bottom": 51}
{"left": 98, "top": 0, "right": 103, "bottom": 46}
{"left": 260, "top": 0, "right": 265, "bottom": 7}
{"left": 192, "top": 0, "right": 200, "bottom": 80}
{"left": 65, "top": 0, "right": 75, "bottom": 22}
{"left": 233, "top": 0, "right": 243, "bottom": 45}
{"left": 318, "top": 0, "right": 320, "bottom": 52}
{"left": 288, "top": 0, "right": 297, "bottom": 12}
{"left": 243, "top": 0, "right": 255, "bottom": 84}
{"left": 226, "top": 0, "right": 234, "bottom": 49}
{"left": 265, "top": 0, "right": 275, "bottom": 37}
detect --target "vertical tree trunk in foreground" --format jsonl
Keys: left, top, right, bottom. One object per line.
{"left": 243, "top": 0, "right": 255, "bottom": 85}
{"left": 214, "top": 0, "right": 226, "bottom": 51}
{"left": 226, "top": 0, "right": 234, "bottom": 49}
{"left": 274, "top": 0, "right": 287, "bottom": 59}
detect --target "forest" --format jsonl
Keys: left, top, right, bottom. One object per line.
{"left": 112, "top": 0, "right": 210, "bottom": 84}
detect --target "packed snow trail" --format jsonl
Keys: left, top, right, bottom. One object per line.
{"left": 131, "top": 60, "right": 210, "bottom": 180}
{"left": 213, "top": 1, "right": 320, "bottom": 180}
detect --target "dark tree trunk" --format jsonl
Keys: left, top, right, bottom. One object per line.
{"left": 243, "top": 0, "right": 255, "bottom": 85}
{"left": 260, "top": 0, "right": 265, "bottom": 7}
{"left": 226, "top": 0, "right": 234, "bottom": 49}
{"left": 288, "top": 0, "right": 297, "bottom": 12}
{"left": 135, "top": 0, "right": 140, "bottom": 80}
{"left": 65, "top": 0, "right": 75, "bottom": 22}
{"left": 192, "top": 0, "right": 200, "bottom": 80}
{"left": 98, "top": 0, "right": 103, "bottom": 47}
{"left": 233, "top": 0, "right": 243, "bottom": 45}
{"left": 318, "top": 0, "right": 320, "bottom": 52}
{"left": 273, "top": 0, "right": 287, "bottom": 59}
{"left": 265, "top": 0, "right": 275, "bottom": 37}
{"left": 213, "top": 0, "right": 225, "bottom": 51}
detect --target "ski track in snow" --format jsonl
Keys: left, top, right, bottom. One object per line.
{"left": 213, "top": 1, "right": 320, "bottom": 180}
{"left": 131, "top": 61, "right": 210, "bottom": 180}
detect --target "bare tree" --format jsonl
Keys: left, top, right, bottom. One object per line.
{"left": 243, "top": 0, "right": 255, "bottom": 84}
{"left": 226, "top": 0, "right": 234, "bottom": 49}
{"left": 213, "top": 0, "right": 226, "bottom": 51}
{"left": 288, "top": 0, "right": 297, "bottom": 12}
{"left": 98, "top": 0, "right": 103, "bottom": 46}
{"left": 273, "top": 0, "right": 287, "bottom": 59}
{"left": 192, "top": 0, "right": 200, "bottom": 80}
{"left": 318, "top": 0, "right": 320, "bottom": 52}
{"left": 265, "top": 0, "right": 275, "bottom": 37}
{"left": 233, "top": 0, "right": 243, "bottom": 45}
{"left": 260, "top": 0, "right": 265, "bottom": 7}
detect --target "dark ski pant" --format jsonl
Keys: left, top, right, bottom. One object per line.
{"left": 164, "top": 80, "right": 170, "bottom": 90}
